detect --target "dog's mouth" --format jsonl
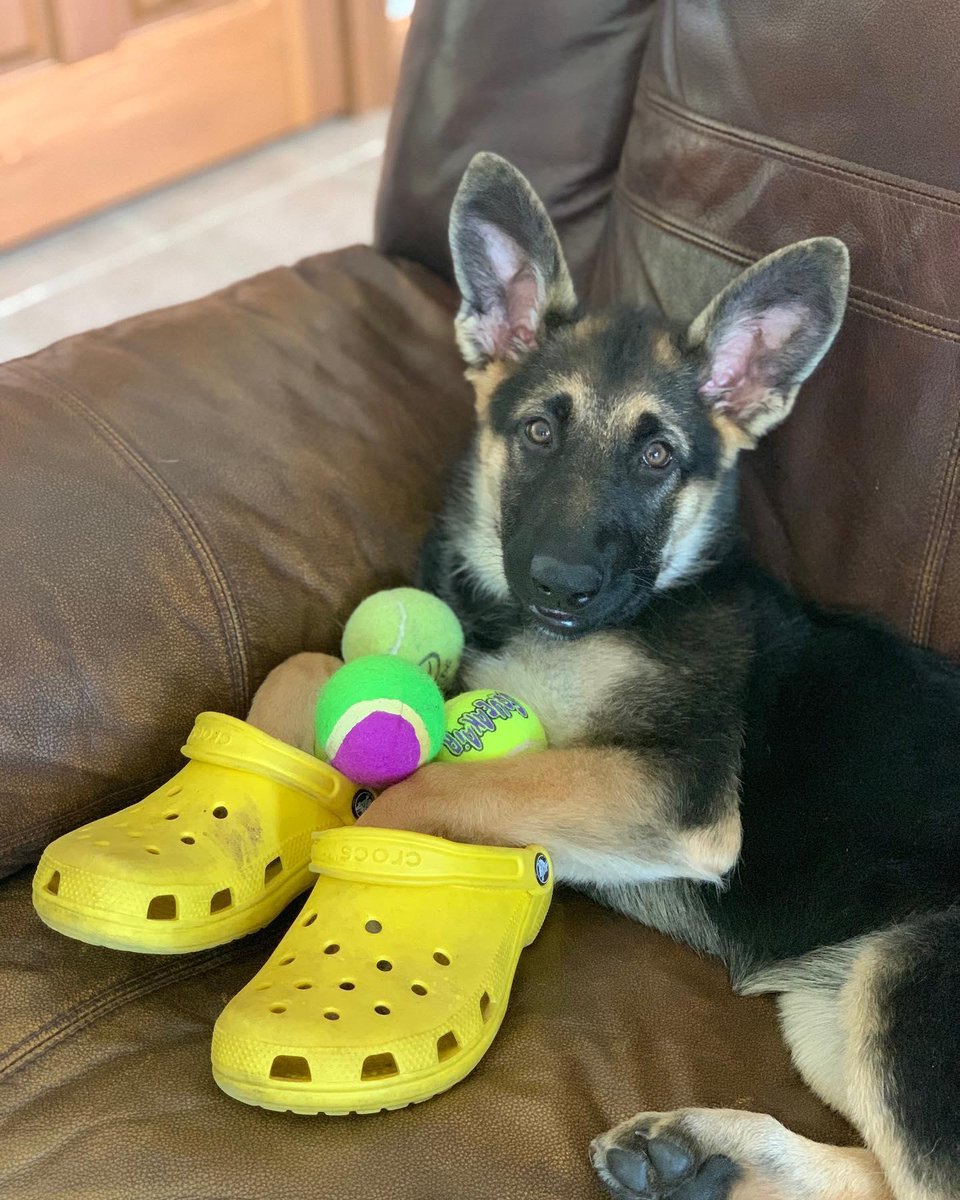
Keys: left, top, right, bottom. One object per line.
{"left": 525, "top": 580, "right": 651, "bottom": 637}
{"left": 527, "top": 603, "right": 585, "bottom": 633}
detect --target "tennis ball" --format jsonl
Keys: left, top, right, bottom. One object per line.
{"left": 341, "top": 588, "right": 464, "bottom": 691}
{"left": 315, "top": 655, "right": 445, "bottom": 789}
{"left": 436, "top": 690, "right": 548, "bottom": 763}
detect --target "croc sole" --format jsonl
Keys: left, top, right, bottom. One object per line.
{"left": 211, "top": 827, "right": 553, "bottom": 1114}
{"left": 33, "top": 713, "right": 357, "bottom": 954}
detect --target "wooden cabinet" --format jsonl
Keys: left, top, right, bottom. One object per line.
{"left": 0, "top": 0, "right": 408, "bottom": 248}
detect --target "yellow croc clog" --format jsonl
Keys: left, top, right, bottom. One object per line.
{"left": 211, "top": 826, "right": 553, "bottom": 1115}
{"left": 33, "top": 713, "right": 358, "bottom": 954}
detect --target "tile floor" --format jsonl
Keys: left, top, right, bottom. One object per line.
{"left": 0, "top": 108, "right": 389, "bottom": 364}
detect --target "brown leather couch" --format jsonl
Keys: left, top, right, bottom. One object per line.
{"left": 3, "top": 2, "right": 956, "bottom": 1195}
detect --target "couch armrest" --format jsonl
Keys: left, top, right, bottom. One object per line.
{"left": 0, "top": 247, "right": 472, "bottom": 876}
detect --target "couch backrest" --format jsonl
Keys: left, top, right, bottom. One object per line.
{"left": 379, "top": 0, "right": 960, "bottom": 660}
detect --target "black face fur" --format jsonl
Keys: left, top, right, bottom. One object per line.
{"left": 447, "top": 153, "right": 849, "bottom": 637}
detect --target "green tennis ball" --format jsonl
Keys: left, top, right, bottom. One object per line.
{"left": 436, "top": 690, "right": 548, "bottom": 763}
{"left": 315, "top": 655, "right": 445, "bottom": 789}
{"left": 341, "top": 588, "right": 464, "bottom": 692}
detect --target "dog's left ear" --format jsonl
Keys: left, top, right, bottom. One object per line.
{"left": 688, "top": 238, "right": 850, "bottom": 441}
{"left": 449, "top": 153, "right": 577, "bottom": 367}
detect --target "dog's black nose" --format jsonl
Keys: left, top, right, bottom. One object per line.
{"left": 530, "top": 555, "right": 602, "bottom": 609}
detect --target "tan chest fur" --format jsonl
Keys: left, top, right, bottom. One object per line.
{"left": 462, "top": 629, "right": 658, "bottom": 746}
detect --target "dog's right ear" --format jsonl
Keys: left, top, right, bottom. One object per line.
{"left": 449, "top": 153, "right": 577, "bottom": 368}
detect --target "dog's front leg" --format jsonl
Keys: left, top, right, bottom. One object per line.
{"left": 357, "top": 747, "right": 741, "bottom": 888}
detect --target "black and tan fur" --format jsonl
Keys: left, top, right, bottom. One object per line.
{"left": 252, "top": 154, "right": 960, "bottom": 1198}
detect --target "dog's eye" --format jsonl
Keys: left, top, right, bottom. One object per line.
{"left": 642, "top": 439, "right": 673, "bottom": 470}
{"left": 524, "top": 417, "right": 553, "bottom": 447}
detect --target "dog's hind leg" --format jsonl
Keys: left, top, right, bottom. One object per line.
{"left": 591, "top": 911, "right": 960, "bottom": 1199}
{"left": 591, "top": 1108, "right": 890, "bottom": 1199}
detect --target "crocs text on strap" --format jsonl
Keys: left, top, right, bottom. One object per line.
{"left": 184, "top": 712, "right": 355, "bottom": 811}
{"left": 311, "top": 826, "right": 551, "bottom": 891}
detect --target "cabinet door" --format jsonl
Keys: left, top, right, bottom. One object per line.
{"left": 0, "top": 0, "right": 348, "bottom": 248}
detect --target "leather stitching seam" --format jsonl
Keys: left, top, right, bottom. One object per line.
{"left": 18, "top": 364, "right": 251, "bottom": 712}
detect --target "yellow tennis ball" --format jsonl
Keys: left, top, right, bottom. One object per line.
{"left": 437, "top": 690, "right": 548, "bottom": 763}
{"left": 341, "top": 588, "right": 464, "bottom": 692}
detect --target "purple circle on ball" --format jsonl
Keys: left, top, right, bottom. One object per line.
{"left": 330, "top": 711, "right": 424, "bottom": 789}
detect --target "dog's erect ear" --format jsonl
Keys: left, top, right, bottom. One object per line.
{"left": 687, "top": 238, "right": 850, "bottom": 441}
{"left": 449, "top": 153, "right": 577, "bottom": 368}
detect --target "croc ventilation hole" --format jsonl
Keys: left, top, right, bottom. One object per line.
{"left": 361, "top": 1053, "right": 398, "bottom": 1081}
{"left": 45, "top": 871, "right": 60, "bottom": 896}
{"left": 376, "top": 959, "right": 392, "bottom": 972}
{"left": 180, "top": 835, "right": 195, "bottom": 846}
{"left": 264, "top": 856, "right": 283, "bottom": 885}
{"left": 437, "top": 1031, "right": 459, "bottom": 1062}
{"left": 210, "top": 888, "right": 233, "bottom": 913}
{"left": 212, "top": 806, "right": 228, "bottom": 819}
{"left": 339, "top": 981, "right": 356, "bottom": 991}
{"left": 411, "top": 983, "right": 428, "bottom": 996}
{"left": 270, "top": 1055, "right": 311, "bottom": 1082}
{"left": 365, "top": 919, "right": 382, "bottom": 934}
{"left": 145, "top": 846, "right": 160, "bottom": 855}
{"left": 167, "top": 785, "right": 183, "bottom": 796}
{"left": 433, "top": 951, "right": 451, "bottom": 966}
{"left": 279, "top": 954, "right": 296, "bottom": 966}
{"left": 302, "top": 912, "right": 317, "bottom": 928}
{"left": 147, "top": 895, "right": 177, "bottom": 920}
{"left": 374, "top": 1004, "right": 391, "bottom": 1016}
{"left": 294, "top": 981, "right": 313, "bottom": 990}
{"left": 323, "top": 942, "right": 340, "bottom": 956}
{"left": 480, "top": 991, "right": 492, "bottom": 1022}
{"left": 269, "top": 1003, "right": 287, "bottom": 1014}
{"left": 163, "top": 812, "right": 178, "bottom": 821}
{"left": 323, "top": 1010, "right": 340, "bottom": 1021}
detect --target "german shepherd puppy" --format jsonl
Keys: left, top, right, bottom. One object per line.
{"left": 357, "top": 155, "right": 960, "bottom": 1200}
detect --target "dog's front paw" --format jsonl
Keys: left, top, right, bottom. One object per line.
{"left": 590, "top": 1113, "right": 738, "bottom": 1200}
{"left": 355, "top": 762, "right": 464, "bottom": 837}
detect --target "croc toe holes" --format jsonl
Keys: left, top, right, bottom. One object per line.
{"left": 294, "top": 981, "right": 313, "bottom": 990}
{"left": 270, "top": 1055, "right": 311, "bottom": 1082}
{"left": 339, "top": 981, "right": 356, "bottom": 991}
{"left": 433, "top": 951, "right": 451, "bottom": 966}
{"left": 147, "top": 894, "right": 177, "bottom": 920}
{"left": 376, "top": 959, "right": 392, "bottom": 972}
{"left": 302, "top": 912, "right": 318, "bottom": 927}
{"left": 411, "top": 983, "right": 428, "bottom": 996}
{"left": 269, "top": 1003, "right": 287, "bottom": 1014}
{"left": 361, "top": 1053, "right": 398, "bottom": 1081}
{"left": 264, "top": 856, "right": 283, "bottom": 885}
{"left": 212, "top": 806, "right": 228, "bottom": 819}
{"left": 145, "top": 846, "right": 160, "bottom": 855}
{"left": 278, "top": 954, "right": 296, "bottom": 966}
{"left": 163, "top": 812, "right": 179, "bottom": 821}
{"left": 364, "top": 919, "right": 382, "bottom": 934}
{"left": 437, "top": 1031, "right": 459, "bottom": 1061}
{"left": 374, "top": 1004, "right": 391, "bottom": 1016}
{"left": 323, "top": 942, "right": 340, "bottom": 956}
{"left": 323, "top": 1010, "right": 340, "bottom": 1021}
{"left": 167, "top": 786, "right": 183, "bottom": 796}
{"left": 254, "top": 982, "right": 271, "bottom": 991}
{"left": 210, "top": 887, "right": 233, "bottom": 913}
{"left": 180, "top": 835, "right": 196, "bottom": 845}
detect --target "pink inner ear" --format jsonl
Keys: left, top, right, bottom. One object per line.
{"left": 475, "top": 220, "right": 545, "bottom": 359}
{"left": 701, "top": 303, "right": 807, "bottom": 413}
